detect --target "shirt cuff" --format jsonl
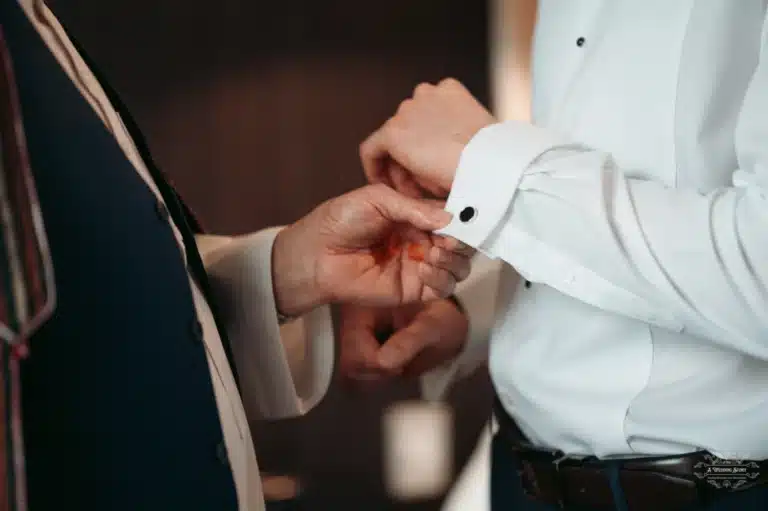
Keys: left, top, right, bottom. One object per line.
{"left": 435, "top": 121, "right": 568, "bottom": 254}
{"left": 203, "top": 227, "right": 334, "bottom": 420}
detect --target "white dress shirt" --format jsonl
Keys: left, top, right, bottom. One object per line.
{"left": 18, "top": 2, "right": 335, "bottom": 509}
{"left": 436, "top": 0, "right": 768, "bottom": 461}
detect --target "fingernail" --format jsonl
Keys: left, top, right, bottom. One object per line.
{"left": 439, "top": 236, "right": 463, "bottom": 251}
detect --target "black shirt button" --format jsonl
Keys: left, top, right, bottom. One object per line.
{"left": 459, "top": 206, "right": 476, "bottom": 223}
{"left": 155, "top": 200, "right": 170, "bottom": 221}
{"left": 524, "top": 280, "right": 532, "bottom": 288}
{"left": 217, "top": 442, "right": 229, "bottom": 466}
{"left": 576, "top": 37, "right": 586, "bottom": 47}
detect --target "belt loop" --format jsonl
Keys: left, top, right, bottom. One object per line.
{"left": 606, "top": 461, "right": 630, "bottom": 511}
{"left": 553, "top": 453, "right": 568, "bottom": 509}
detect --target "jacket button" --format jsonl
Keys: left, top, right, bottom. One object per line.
{"left": 217, "top": 442, "right": 229, "bottom": 466}
{"left": 155, "top": 200, "right": 170, "bottom": 221}
{"left": 576, "top": 37, "right": 586, "bottom": 47}
{"left": 190, "top": 319, "right": 204, "bottom": 343}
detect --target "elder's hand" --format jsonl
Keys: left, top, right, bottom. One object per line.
{"left": 338, "top": 299, "right": 469, "bottom": 386}
{"left": 271, "top": 184, "right": 473, "bottom": 317}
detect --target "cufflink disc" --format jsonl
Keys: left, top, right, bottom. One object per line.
{"left": 459, "top": 206, "right": 476, "bottom": 223}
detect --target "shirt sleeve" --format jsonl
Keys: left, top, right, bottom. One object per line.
{"left": 196, "top": 229, "right": 335, "bottom": 421}
{"left": 437, "top": 31, "right": 768, "bottom": 359}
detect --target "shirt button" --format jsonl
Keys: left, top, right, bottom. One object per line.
{"left": 524, "top": 280, "right": 532, "bottom": 289}
{"left": 190, "top": 319, "right": 204, "bottom": 343}
{"left": 155, "top": 200, "right": 170, "bottom": 221}
{"left": 459, "top": 206, "right": 476, "bottom": 223}
{"left": 576, "top": 37, "right": 586, "bottom": 47}
{"left": 216, "top": 442, "right": 229, "bottom": 466}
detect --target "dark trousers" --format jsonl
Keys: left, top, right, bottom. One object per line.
{"left": 490, "top": 433, "right": 768, "bottom": 511}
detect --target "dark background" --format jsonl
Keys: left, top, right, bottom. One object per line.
{"left": 53, "top": 1, "right": 494, "bottom": 508}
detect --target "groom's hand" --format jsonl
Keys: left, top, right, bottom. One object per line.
{"left": 360, "top": 78, "right": 496, "bottom": 198}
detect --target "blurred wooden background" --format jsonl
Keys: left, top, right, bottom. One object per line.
{"left": 52, "top": 0, "right": 496, "bottom": 508}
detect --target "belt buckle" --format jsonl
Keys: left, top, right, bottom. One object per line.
{"left": 518, "top": 451, "right": 570, "bottom": 509}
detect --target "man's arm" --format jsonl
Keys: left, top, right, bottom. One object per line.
{"left": 436, "top": 27, "right": 768, "bottom": 357}
{"left": 192, "top": 184, "right": 470, "bottom": 421}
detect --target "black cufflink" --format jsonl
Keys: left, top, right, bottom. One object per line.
{"left": 459, "top": 206, "right": 476, "bottom": 223}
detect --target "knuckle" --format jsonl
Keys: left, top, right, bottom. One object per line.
{"left": 422, "top": 262, "right": 439, "bottom": 278}
{"left": 358, "top": 139, "right": 370, "bottom": 159}
{"left": 438, "top": 77, "right": 461, "bottom": 89}
{"left": 389, "top": 341, "right": 410, "bottom": 356}
{"left": 442, "top": 266, "right": 457, "bottom": 284}
{"left": 450, "top": 237, "right": 473, "bottom": 255}
{"left": 436, "top": 248, "right": 452, "bottom": 266}
{"left": 432, "top": 267, "right": 454, "bottom": 292}
{"left": 368, "top": 182, "right": 391, "bottom": 198}
{"left": 443, "top": 236, "right": 462, "bottom": 252}
{"left": 382, "top": 345, "right": 410, "bottom": 366}
{"left": 448, "top": 257, "right": 467, "bottom": 276}
{"left": 438, "top": 237, "right": 455, "bottom": 251}
{"left": 413, "top": 82, "right": 434, "bottom": 97}
{"left": 434, "top": 283, "right": 454, "bottom": 300}
{"left": 396, "top": 98, "right": 413, "bottom": 115}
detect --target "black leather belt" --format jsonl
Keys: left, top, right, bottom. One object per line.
{"left": 493, "top": 397, "right": 767, "bottom": 510}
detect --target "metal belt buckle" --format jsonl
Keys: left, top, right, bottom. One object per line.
{"left": 517, "top": 459, "right": 539, "bottom": 499}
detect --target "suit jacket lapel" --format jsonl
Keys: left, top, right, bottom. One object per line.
{"left": 54, "top": 21, "right": 242, "bottom": 388}
{"left": 0, "top": 23, "right": 58, "bottom": 511}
